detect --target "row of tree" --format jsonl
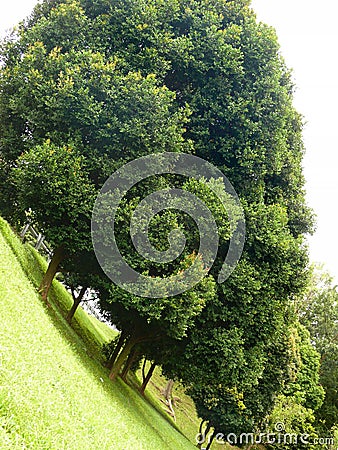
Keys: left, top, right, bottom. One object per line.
{"left": 0, "top": 0, "right": 335, "bottom": 447}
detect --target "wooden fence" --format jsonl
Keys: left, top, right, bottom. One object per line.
{"left": 20, "top": 223, "right": 53, "bottom": 261}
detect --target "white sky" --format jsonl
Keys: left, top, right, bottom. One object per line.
{"left": 1, "top": 0, "right": 338, "bottom": 281}
{"left": 251, "top": 0, "right": 338, "bottom": 283}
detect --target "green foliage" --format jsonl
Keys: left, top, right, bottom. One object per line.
{"left": 160, "top": 200, "right": 311, "bottom": 439}
{"left": 0, "top": 35, "right": 190, "bottom": 164}
{"left": 1, "top": 0, "right": 312, "bottom": 234}
{"left": 13, "top": 141, "right": 96, "bottom": 253}
{"left": 284, "top": 324, "right": 324, "bottom": 412}
{"left": 0, "top": 0, "right": 315, "bottom": 440}
{"left": 262, "top": 321, "right": 325, "bottom": 450}
{"left": 267, "top": 394, "right": 321, "bottom": 450}
{"left": 93, "top": 174, "right": 235, "bottom": 354}
{"left": 0, "top": 5, "right": 192, "bottom": 302}
{"left": 299, "top": 266, "right": 338, "bottom": 433}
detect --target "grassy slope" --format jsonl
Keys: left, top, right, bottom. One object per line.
{"left": 3, "top": 222, "right": 117, "bottom": 360}
{"left": 0, "top": 217, "right": 196, "bottom": 450}
{"left": 136, "top": 362, "right": 202, "bottom": 441}
{"left": 134, "top": 364, "right": 227, "bottom": 450}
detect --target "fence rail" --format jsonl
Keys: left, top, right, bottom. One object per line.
{"left": 20, "top": 223, "right": 53, "bottom": 261}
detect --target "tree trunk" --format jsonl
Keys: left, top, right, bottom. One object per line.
{"left": 163, "top": 379, "right": 174, "bottom": 400}
{"left": 66, "top": 286, "right": 87, "bottom": 323}
{"left": 142, "top": 358, "right": 147, "bottom": 383}
{"left": 162, "top": 379, "right": 176, "bottom": 421}
{"left": 109, "top": 332, "right": 154, "bottom": 381}
{"left": 121, "top": 347, "right": 139, "bottom": 381}
{"left": 140, "top": 362, "right": 156, "bottom": 395}
{"left": 39, "top": 246, "right": 65, "bottom": 304}
{"left": 106, "top": 330, "right": 127, "bottom": 370}
{"left": 109, "top": 337, "right": 137, "bottom": 381}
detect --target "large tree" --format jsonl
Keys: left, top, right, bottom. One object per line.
{"left": 0, "top": 0, "right": 314, "bottom": 437}
{"left": 12, "top": 140, "right": 97, "bottom": 302}
{"left": 0, "top": 9, "right": 190, "bottom": 300}
{"left": 1, "top": 1, "right": 312, "bottom": 225}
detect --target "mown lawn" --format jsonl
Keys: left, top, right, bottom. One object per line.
{"left": 0, "top": 217, "right": 196, "bottom": 450}
{"left": 134, "top": 362, "right": 229, "bottom": 450}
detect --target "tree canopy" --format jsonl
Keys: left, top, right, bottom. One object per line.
{"left": 0, "top": 0, "right": 316, "bottom": 441}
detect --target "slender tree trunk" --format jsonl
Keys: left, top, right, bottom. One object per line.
{"left": 163, "top": 379, "right": 174, "bottom": 400}
{"left": 121, "top": 347, "right": 139, "bottom": 381}
{"left": 142, "top": 358, "right": 147, "bottom": 383}
{"left": 39, "top": 246, "right": 65, "bottom": 304}
{"left": 140, "top": 362, "right": 156, "bottom": 395}
{"left": 66, "top": 286, "right": 87, "bottom": 323}
{"left": 106, "top": 330, "right": 127, "bottom": 370}
{"left": 109, "top": 337, "right": 137, "bottom": 381}
{"left": 163, "top": 379, "right": 176, "bottom": 421}
{"left": 110, "top": 332, "right": 154, "bottom": 381}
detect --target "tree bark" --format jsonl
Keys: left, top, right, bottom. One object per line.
{"left": 109, "top": 332, "right": 154, "bottom": 381}
{"left": 162, "top": 379, "right": 176, "bottom": 421}
{"left": 106, "top": 330, "right": 127, "bottom": 370}
{"left": 142, "top": 358, "right": 147, "bottom": 383}
{"left": 109, "top": 337, "right": 137, "bottom": 381}
{"left": 120, "top": 346, "right": 139, "bottom": 381}
{"left": 140, "top": 361, "right": 156, "bottom": 395}
{"left": 39, "top": 246, "right": 65, "bottom": 304}
{"left": 163, "top": 379, "right": 174, "bottom": 400}
{"left": 66, "top": 286, "right": 87, "bottom": 323}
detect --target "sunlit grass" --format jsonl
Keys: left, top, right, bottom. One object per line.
{"left": 135, "top": 362, "right": 229, "bottom": 450}
{"left": 0, "top": 217, "right": 196, "bottom": 449}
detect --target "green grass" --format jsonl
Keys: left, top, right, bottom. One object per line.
{"left": 1, "top": 218, "right": 116, "bottom": 359}
{"left": 0, "top": 217, "right": 196, "bottom": 449}
{"left": 136, "top": 362, "right": 200, "bottom": 439}
{"left": 134, "top": 363, "right": 229, "bottom": 450}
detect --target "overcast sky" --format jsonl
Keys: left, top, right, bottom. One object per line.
{"left": 251, "top": 0, "right": 338, "bottom": 283}
{"left": 1, "top": 0, "right": 338, "bottom": 281}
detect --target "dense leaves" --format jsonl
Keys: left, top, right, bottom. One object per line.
{"left": 0, "top": 0, "right": 317, "bottom": 441}
{"left": 13, "top": 141, "right": 96, "bottom": 253}
{"left": 299, "top": 267, "right": 338, "bottom": 433}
